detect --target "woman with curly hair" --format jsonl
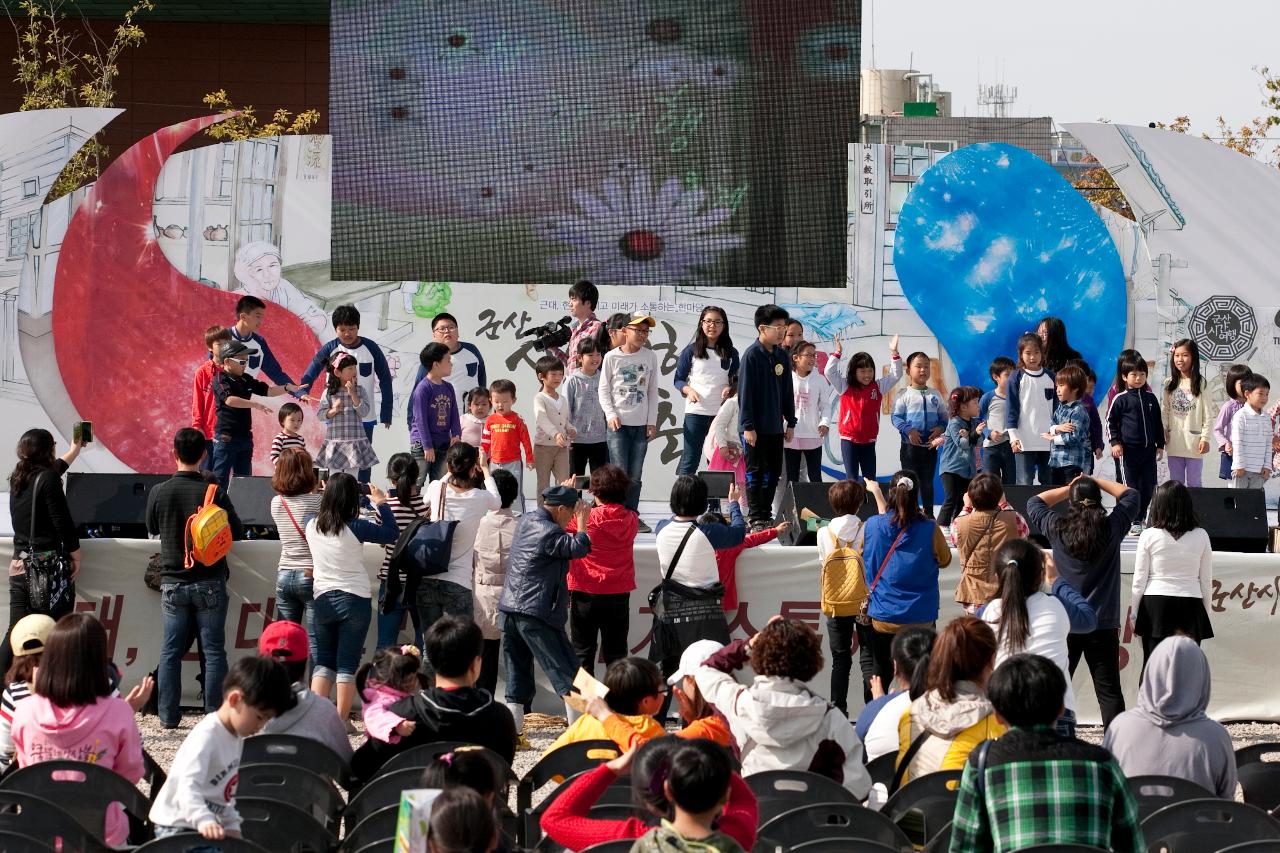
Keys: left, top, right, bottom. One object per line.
{"left": 692, "top": 617, "right": 871, "bottom": 797}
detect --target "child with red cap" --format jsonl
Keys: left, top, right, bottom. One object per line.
{"left": 256, "top": 620, "right": 352, "bottom": 762}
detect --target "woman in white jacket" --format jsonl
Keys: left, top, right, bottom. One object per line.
{"left": 1130, "top": 480, "right": 1213, "bottom": 680}
{"left": 694, "top": 616, "right": 872, "bottom": 799}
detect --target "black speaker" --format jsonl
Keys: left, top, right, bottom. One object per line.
{"left": 1002, "top": 484, "right": 1062, "bottom": 538}
{"left": 1188, "top": 487, "right": 1268, "bottom": 553}
{"left": 780, "top": 481, "right": 878, "bottom": 546}
{"left": 228, "top": 476, "right": 278, "bottom": 530}
{"left": 65, "top": 473, "right": 169, "bottom": 536}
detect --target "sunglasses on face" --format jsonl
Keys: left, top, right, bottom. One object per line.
{"left": 227, "top": 358, "right": 249, "bottom": 366}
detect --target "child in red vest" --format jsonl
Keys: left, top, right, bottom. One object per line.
{"left": 824, "top": 334, "right": 902, "bottom": 481}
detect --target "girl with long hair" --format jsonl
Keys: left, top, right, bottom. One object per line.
{"left": 673, "top": 306, "right": 739, "bottom": 476}
{"left": 980, "top": 539, "right": 1096, "bottom": 736}
{"left": 1024, "top": 475, "right": 1139, "bottom": 727}
{"left": 269, "top": 448, "right": 321, "bottom": 655}
{"left": 895, "top": 616, "right": 1003, "bottom": 785}
{"left": 1036, "top": 316, "right": 1082, "bottom": 374}
{"left": 1161, "top": 339, "right": 1211, "bottom": 488}
{"left": 825, "top": 334, "right": 904, "bottom": 481}
{"left": 3, "top": 427, "right": 84, "bottom": 678}
{"left": 1007, "top": 333, "right": 1055, "bottom": 486}
{"left": 377, "top": 452, "right": 427, "bottom": 650}
{"left": 938, "top": 385, "right": 982, "bottom": 529}
{"left": 1131, "top": 480, "right": 1214, "bottom": 678}
{"left": 305, "top": 472, "right": 399, "bottom": 727}
{"left": 857, "top": 471, "right": 952, "bottom": 694}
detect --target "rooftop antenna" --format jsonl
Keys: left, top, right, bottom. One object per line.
{"left": 977, "top": 82, "right": 1018, "bottom": 118}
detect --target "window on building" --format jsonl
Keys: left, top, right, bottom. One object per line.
{"left": 7, "top": 213, "right": 38, "bottom": 258}
{"left": 903, "top": 140, "right": 957, "bottom": 154}
{"left": 216, "top": 143, "right": 237, "bottom": 198}
{"left": 236, "top": 139, "right": 280, "bottom": 245}
{"left": 21, "top": 179, "right": 38, "bottom": 199}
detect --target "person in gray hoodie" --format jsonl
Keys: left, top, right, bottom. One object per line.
{"left": 255, "top": 620, "right": 353, "bottom": 765}
{"left": 1102, "top": 635, "right": 1235, "bottom": 798}
{"left": 694, "top": 616, "right": 871, "bottom": 799}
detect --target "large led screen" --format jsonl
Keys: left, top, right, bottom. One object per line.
{"left": 331, "top": 0, "right": 859, "bottom": 287}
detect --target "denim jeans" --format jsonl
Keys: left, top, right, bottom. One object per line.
{"left": 376, "top": 578, "right": 424, "bottom": 651}
{"left": 211, "top": 436, "right": 253, "bottom": 489}
{"left": 677, "top": 414, "right": 715, "bottom": 476}
{"left": 312, "top": 590, "right": 372, "bottom": 683}
{"left": 274, "top": 570, "right": 316, "bottom": 660}
{"left": 411, "top": 442, "right": 450, "bottom": 488}
{"left": 1015, "top": 450, "right": 1052, "bottom": 486}
{"left": 606, "top": 425, "right": 649, "bottom": 511}
{"left": 159, "top": 579, "right": 229, "bottom": 725}
{"left": 501, "top": 611, "right": 579, "bottom": 705}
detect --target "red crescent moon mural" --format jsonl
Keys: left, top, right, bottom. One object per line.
{"left": 53, "top": 115, "right": 322, "bottom": 473}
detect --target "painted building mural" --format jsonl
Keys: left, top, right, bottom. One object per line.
{"left": 2, "top": 109, "right": 1279, "bottom": 501}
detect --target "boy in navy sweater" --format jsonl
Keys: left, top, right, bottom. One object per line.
{"left": 1107, "top": 358, "right": 1164, "bottom": 528}
{"left": 298, "top": 304, "right": 395, "bottom": 482}
{"left": 738, "top": 304, "right": 795, "bottom": 532}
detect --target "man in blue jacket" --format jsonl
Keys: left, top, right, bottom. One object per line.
{"left": 498, "top": 485, "right": 591, "bottom": 734}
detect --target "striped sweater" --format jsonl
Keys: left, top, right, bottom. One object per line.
{"left": 0, "top": 681, "right": 32, "bottom": 770}
{"left": 380, "top": 489, "right": 428, "bottom": 582}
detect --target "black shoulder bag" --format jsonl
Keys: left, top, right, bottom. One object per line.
{"left": 646, "top": 524, "right": 697, "bottom": 622}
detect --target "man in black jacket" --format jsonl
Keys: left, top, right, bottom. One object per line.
{"left": 348, "top": 616, "right": 517, "bottom": 785}
{"left": 146, "top": 428, "right": 243, "bottom": 727}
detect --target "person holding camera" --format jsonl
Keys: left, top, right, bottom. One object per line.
{"left": 552, "top": 280, "right": 607, "bottom": 377}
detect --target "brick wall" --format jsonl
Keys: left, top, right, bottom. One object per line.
{"left": 0, "top": 20, "right": 328, "bottom": 164}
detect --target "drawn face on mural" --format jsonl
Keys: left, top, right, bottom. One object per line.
{"left": 246, "top": 255, "right": 282, "bottom": 293}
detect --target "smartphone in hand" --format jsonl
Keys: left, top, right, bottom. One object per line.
{"left": 73, "top": 421, "right": 93, "bottom": 444}
{"left": 573, "top": 475, "right": 591, "bottom": 491}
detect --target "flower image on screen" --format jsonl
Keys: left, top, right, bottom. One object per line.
{"left": 331, "top": 0, "right": 858, "bottom": 287}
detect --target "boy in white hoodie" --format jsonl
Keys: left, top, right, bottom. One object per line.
{"left": 150, "top": 656, "right": 295, "bottom": 840}
{"left": 694, "top": 616, "right": 871, "bottom": 798}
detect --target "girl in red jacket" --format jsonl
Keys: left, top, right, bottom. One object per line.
{"left": 824, "top": 334, "right": 902, "bottom": 480}
{"left": 565, "top": 464, "right": 639, "bottom": 676}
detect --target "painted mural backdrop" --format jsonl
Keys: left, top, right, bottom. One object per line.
{"left": 1, "top": 111, "right": 1277, "bottom": 503}
{"left": 330, "top": 0, "right": 858, "bottom": 288}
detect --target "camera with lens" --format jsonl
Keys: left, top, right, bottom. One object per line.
{"left": 519, "top": 316, "right": 573, "bottom": 351}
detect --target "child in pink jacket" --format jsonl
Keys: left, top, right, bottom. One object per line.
{"left": 12, "top": 614, "right": 145, "bottom": 846}
{"left": 355, "top": 645, "right": 423, "bottom": 744}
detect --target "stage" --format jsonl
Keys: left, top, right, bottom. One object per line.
{"left": 2, "top": 534, "right": 1275, "bottom": 724}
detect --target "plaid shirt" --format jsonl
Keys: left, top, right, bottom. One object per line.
{"left": 1049, "top": 400, "right": 1092, "bottom": 472}
{"left": 950, "top": 728, "right": 1144, "bottom": 853}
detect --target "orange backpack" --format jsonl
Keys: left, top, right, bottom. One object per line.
{"left": 184, "top": 485, "right": 232, "bottom": 569}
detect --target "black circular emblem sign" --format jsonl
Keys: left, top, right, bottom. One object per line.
{"left": 1188, "top": 296, "right": 1256, "bottom": 361}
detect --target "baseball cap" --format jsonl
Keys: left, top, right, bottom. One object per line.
{"left": 541, "top": 485, "right": 580, "bottom": 508}
{"left": 9, "top": 614, "right": 54, "bottom": 657}
{"left": 219, "top": 340, "right": 258, "bottom": 360}
{"left": 667, "top": 639, "right": 724, "bottom": 687}
{"left": 626, "top": 313, "right": 656, "bottom": 328}
{"left": 258, "top": 620, "right": 309, "bottom": 662}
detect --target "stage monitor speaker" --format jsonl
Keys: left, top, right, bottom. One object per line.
{"left": 1001, "top": 484, "right": 1063, "bottom": 539}
{"left": 1189, "top": 487, "right": 1268, "bottom": 553}
{"left": 781, "top": 481, "right": 877, "bottom": 546}
{"left": 228, "top": 476, "right": 278, "bottom": 531}
{"left": 66, "top": 473, "right": 169, "bottom": 536}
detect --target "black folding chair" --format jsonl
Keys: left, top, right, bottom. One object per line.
{"left": 1141, "top": 799, "right": 1280, "bottom": 852}
{"left": 880, "top": 769, "right": 962, "bottom": 847}
{"left": 236, "top": 764, "right": 344, "bottom": 833}
{"left": 132, "top": 835, "right": 270, "bottom": 853}
{"left": 757, "top": 802, "right": 913, "bottom": 852}
{"left": 788, "top": 842, "right": 900, "bottom": 853}
{"left": 866, "top": 751, "right": 898, "bottom": 789}
{"left": 743, "top": 769, "right": 860, "bottom": 824}
{"left": 377, "top": 742, "right": 517, "bottom": 785}
{"left": 1012, "top": 846, "right": 1108, "bottom": 852}
{"left": 1127, "top": 775, "right": 1215, "bottom": 821}
{"left": 579, "top": 843, "right": 637, "bottom": 853}
{"left": 517, "top": 740, "right": 619, "bottom": 846}
{"left": 343, "top": 768, "right": 424, "bottom": 833}
{"left": 142, "top": 749, "right": 168, "bottom": 804}
{"left": 243, "top": 734, "right": 351, "bottom": 789}
{"left": 0, "top": 760, "right": 153, "bottom": 844}
{"left": 339, "top": 804, "right": 398, "bottom": 853}
{"left": 349, "top": 841, "right": 393, "bottom": 853}
{"left": 236, "top": 797, "right": 336, "bottom": 853}
{"left": 1220, "top": 842, "right": 1280, "bottom": 853}
{"left": 0, "top": 789, "right": 106, "bottom": 853}
{"left": 0, "top": 830, "right": 54, "bottom": 853}
{"left": 922, "top": 820, "right": 952, "bottom": 852}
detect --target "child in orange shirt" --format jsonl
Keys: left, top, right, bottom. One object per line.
{"left": 480, "top": 378, "right": 534, "bottom": 513}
